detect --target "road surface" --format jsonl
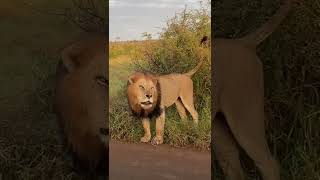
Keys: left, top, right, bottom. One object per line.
{"left": 109, "top": 141, "right": 211, "bottom": 180}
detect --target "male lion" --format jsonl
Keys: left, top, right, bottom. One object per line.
{"left": 127, "top": 39, "right": 206, "bottom": 145}
{"left": 213, "top": 0, "right": 292, "bottom": 179}
{"left": 55, "top": 33, "right": 108, "bottom": 175}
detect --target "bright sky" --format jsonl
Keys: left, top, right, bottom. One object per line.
{"left": 109, "top": 0, "right": 201, "bottom": 41}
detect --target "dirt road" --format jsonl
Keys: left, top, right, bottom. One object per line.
{"left": 109, "top": 141, "right": 211, "bottom": 180}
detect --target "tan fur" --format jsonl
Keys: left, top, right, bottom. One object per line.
{"left": 213, "top": 1, "right": 291, "bottom": 179}
{"left": 55, "top": 33, "right": 108, "bottom": 174}
{"left": 127, "top": 59, "right": 203, "bottom": 145}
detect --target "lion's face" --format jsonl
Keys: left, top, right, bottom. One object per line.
{"left": 61, "top": 39, "right": 108, "bottom": 139}
{"left": 55, "top": 34, "right": 107, "bottom": 172}
{"left": 127, "top": 72, "right": 159, "bottom": 116}
{"left": 79, "top": 54, "right": 107, "bottom": 136}
{"left": 131, "top": 75, "right": 157, "bottom": 110}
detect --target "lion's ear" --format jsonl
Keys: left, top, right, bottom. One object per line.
{"left": 128, "top": 74, "right": 137, "bottom": 84}
{"left": 128, "top": 77, "right": 134, "bottom": 84}
{"left": 61, "top": 51, "right": 78, "bottom": 72}
{"left": 61, "top": 45, "right": 87, "bottom": 73}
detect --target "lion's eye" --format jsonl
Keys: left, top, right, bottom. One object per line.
{"left": 96, "top": 76, "right": 108, "bottom": 87}
{"left": 139, "top": 85, "right": 144, "bottom": 89}
{"left": 151, "top": 87, "right": 154, "bottom": 90}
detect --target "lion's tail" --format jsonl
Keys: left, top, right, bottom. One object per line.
{"left": 184, "top": 58, "right": 205, "bottom": 76}
{"left": 239, "top": 0, "right": 291, "bottom": 47}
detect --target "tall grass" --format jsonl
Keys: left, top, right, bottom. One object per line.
{"left": 0, "top": 50, "right": 89, "bottom": 179}
{"left": 109, "top": 41, "right": 147, "bottom": 59}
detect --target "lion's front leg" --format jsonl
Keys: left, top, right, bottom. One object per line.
{"left": 151, "top": 109, "right": 165, "bottom": 145}
{"left": 140, "top": 118, "right": 151, "bottom": 143}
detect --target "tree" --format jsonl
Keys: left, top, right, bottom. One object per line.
{"left": 142, "top": 32, "right": 152, "bottom": 40}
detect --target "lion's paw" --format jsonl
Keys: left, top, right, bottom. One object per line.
{"left": 151, "top": 136, "right": 163, "bottom": 145}
{"left": 140, "top": 135, "right": 151, "bottom": 143}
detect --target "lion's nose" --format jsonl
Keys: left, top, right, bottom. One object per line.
{"left": 146, "top": 94, "right": 152, "bottom": 98}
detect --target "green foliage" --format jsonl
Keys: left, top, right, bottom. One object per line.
{"left": 64, "top": 0, "right": 107, "bottom": 33}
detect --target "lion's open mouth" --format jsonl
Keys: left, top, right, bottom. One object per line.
{"left": 140, "top": 101, "right": 153, "bottom": 109}
{"left": 141, "top": 101, "right": 152, "bottom": 105}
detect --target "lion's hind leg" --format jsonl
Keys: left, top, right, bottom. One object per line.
{"left": 179, "top": 86, "right": 198, "bottom": 124}
{"left": 213, "top": 113, "right": 245, "bottom": 180}
{"left": 224, "top": 100, "right": 280, "bottom": 180}
{"left": 175, "top": 99, "right": 187, "bottom": 121}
